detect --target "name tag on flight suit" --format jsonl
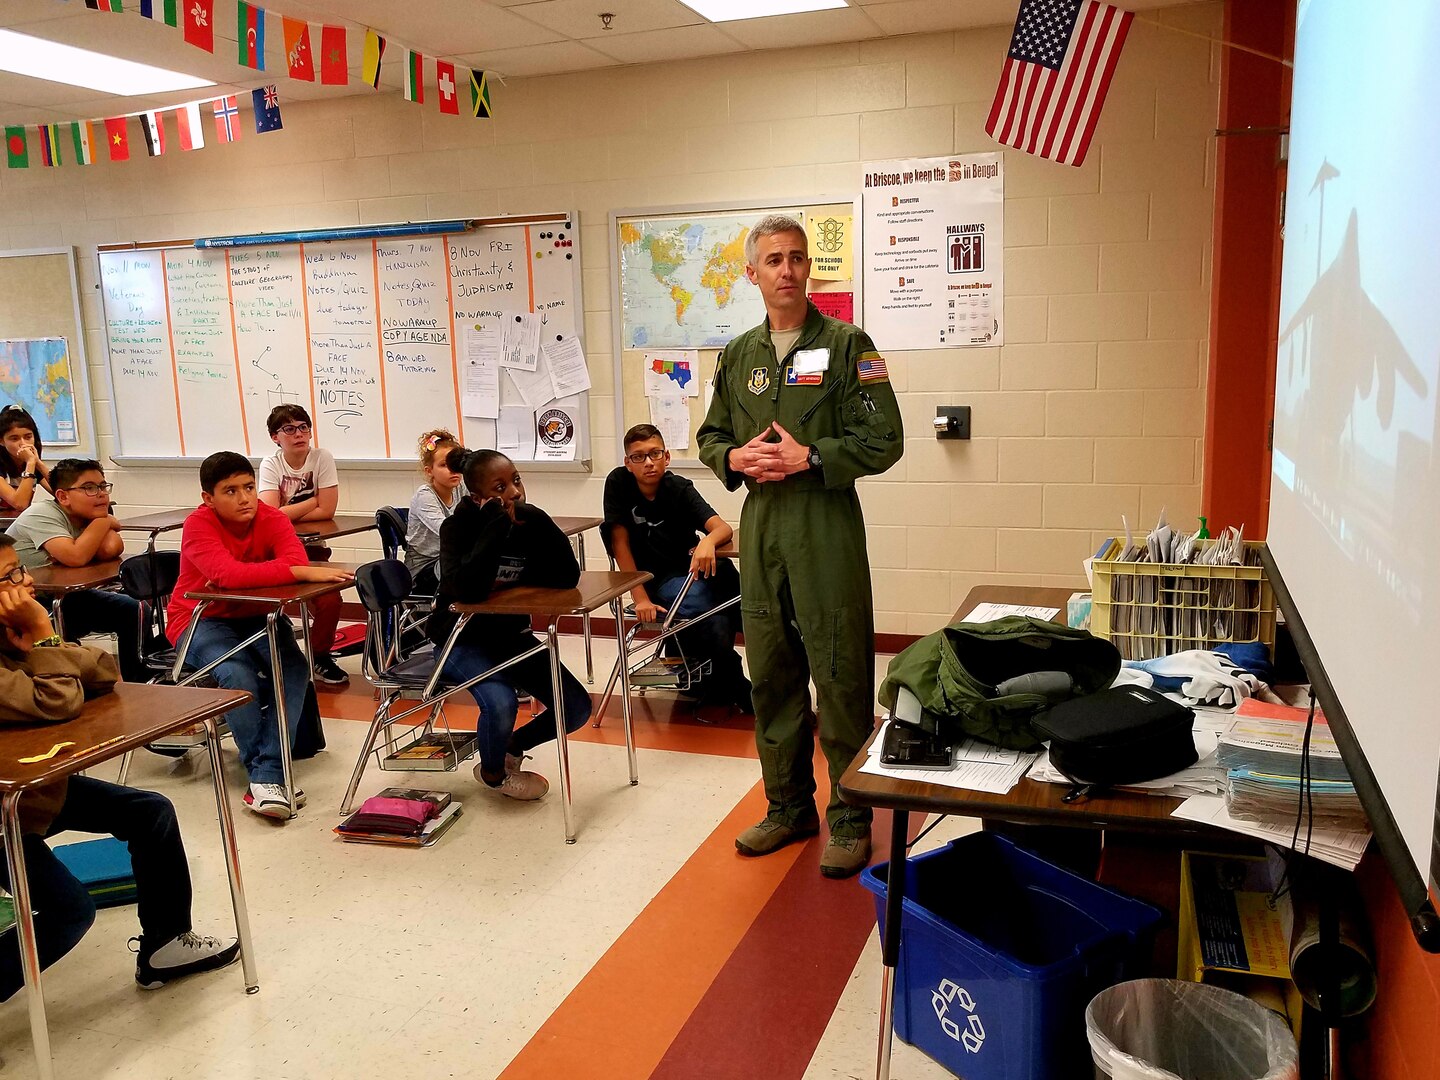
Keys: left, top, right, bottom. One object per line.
{"left": 792, "top": 348, "right": 829, "bottom": 374}
{"left": 785, "top": 367, "right": 822, "bottom": 386}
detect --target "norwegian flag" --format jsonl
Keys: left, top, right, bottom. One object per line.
{"left": 212, "top": 95, "right": 240, "bottom": 143}
{"left": 984, "top": 0, "right": 1134, "bottom": 168}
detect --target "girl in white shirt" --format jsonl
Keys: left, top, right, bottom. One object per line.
{"left": 405, "top": 429, "right": 463, "bottom": 593}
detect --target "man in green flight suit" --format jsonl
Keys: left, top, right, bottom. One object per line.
{"left": 698, "top": 214, "right": 903, "bottom": 878}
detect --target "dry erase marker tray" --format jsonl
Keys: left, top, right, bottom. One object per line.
{"left": 1090, "top": 537, "right": 1276, "bottom": 661}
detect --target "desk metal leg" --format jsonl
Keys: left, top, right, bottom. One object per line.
{"left": 876, "top": 807, "right": 908, "bottom": 1080}
{"left": 266, "top": 611, "right": 296, "bottom": 817}
{"left": 3, "top": 792, "right": 54, "bottom": 1080}
{"left": 613, "top": 597, "right": 638, "bottom": 785}
{"left": 298, "top": 600, "right": 315, "bottom": 679}
{"left": 51, "top": 596, "right": 65, "bottom": 642}
{"left": 206, "top": 717, "right": 259, "bottom": 993}
{"left": 547, "top": 621, "right": 577, "bottom": 843}
{"left": 578, "top": 534, "right": 593, "bottom": 684}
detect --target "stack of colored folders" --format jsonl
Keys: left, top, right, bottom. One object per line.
{"left": 53, "top": 837, "right": 137, "bottom": 909}
{"left": 1219, "top": 700, "right": 1369, "bottom": 833}
{"left": 334, "top": 787, "right": 462, "bottom": 847}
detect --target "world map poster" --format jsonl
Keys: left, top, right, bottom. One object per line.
{"left": 0, "top": 337, "right": 78, "bottom": 445}
{"left": 618, "top": 211, "right": 802, "bottom": 348}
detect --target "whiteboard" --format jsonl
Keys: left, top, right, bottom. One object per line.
{"left": 97, "top": 215, "right": 587, "bottom": 464}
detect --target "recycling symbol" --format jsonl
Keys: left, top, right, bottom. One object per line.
{"left": 931, "top": 979, "right": 985, "bottom": 1054}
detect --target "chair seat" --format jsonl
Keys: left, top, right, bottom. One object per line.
{"left": 374, "top": 650, "right": 442, "bottom": 689}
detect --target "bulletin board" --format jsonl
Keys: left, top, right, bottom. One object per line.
{"left": 0, "top": 247, "right": 100, "bottom": 455}
{"left": 609, "top": 197, "right": 859, "bottom": 470}
{"left": 96, "top": 212, "right": 591, "bottom": 469}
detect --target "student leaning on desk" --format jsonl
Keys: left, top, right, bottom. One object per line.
{"left": 0, "top": 533, "right": 240, "bottom": 995}
{"left": 167, "top": 451, "right": 352, "bottom": 820}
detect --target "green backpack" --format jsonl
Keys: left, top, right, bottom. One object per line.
{"left": 878, "top": 616, "right": 1121, "bottom": 751}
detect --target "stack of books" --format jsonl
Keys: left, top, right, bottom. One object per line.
{"left": 334, "top": 787, "right": 462, "bottom": 847}
{"left": 1219, "top": 700, "right": 1368, "bottom": 832}
{"left": 381, "top": 730, "right": 476, "bottom": 771}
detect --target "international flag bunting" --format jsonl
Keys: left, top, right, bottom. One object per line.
{"left": 436, "top": 60, "right": 459, "bottom": 116}
{"left": 319, "top": 24, "right": 346, "bottom": 85}
{"left": 71, "top": 120, "right": 95, "bottom": 165}
{"left": 4, "top": 126, "right": 27, "bottom": 169}
{"left": 38, "top": 125, "right": 62, "bottom": 167}
{"left": 85, "top": 1, "right": 123, "bottom": 11}
{"left": 140, "top": 0, "right": 178, "bottom": 24}
{"left": 238, "top": 2, "right": 266, "bottom": 70}
{"left": 104, "top": 117, "right": 130, "bottom": 161}
{"left": 212, "top": 95, "right": 241, "bottom": 143}
{"left": 985, "top": 0, "right": 1133, "bottom": 167}
{"left": 361, "top": 28, "right": 385, "bottom": 89}
{"left": 283, "top": 17, "right": 313, "bottom": 81}
{"left": 177, "top": 102, "right": 205, "bottom": 150}
{"left": 403, "top": 49, "right": 424, "bottom": 104}
{"left": 253, "top": 84, "right": 283, "bottom": 133}
{"left": 141, "top": 111, "right": 165, "bottom": 156}
{"left": 183, "top": 0, "right": 215, "bottom": 53}
{"left": 469, "top": 69, "right": 491, "bottom": 119}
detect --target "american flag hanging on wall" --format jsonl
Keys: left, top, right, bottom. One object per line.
{"left": 984, "top": 0, "right": 1134, "bottom": 168}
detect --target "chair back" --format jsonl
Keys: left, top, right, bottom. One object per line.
{"left": 119, "top": 550, "right": 181, "bottom": 603}
{"left": 375, "top": 506, "right": 409, "bottom": 561}
{"left": 356, "top": 559, "right": 416, "bottom": 681}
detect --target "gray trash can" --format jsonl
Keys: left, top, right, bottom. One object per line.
{"left": 1086, "top": 979, "right": 1299, "bottom": 1080}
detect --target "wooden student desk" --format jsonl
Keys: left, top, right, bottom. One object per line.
{"left": 435, "top": 569, "right": 649, "bottom": 844}
{"left": 0, "top": 682, "right": 257, "bottom": 1080}
{"left": 28, "top": 559, "right": 124, "bottom": 640}
{"left": 838, "top": 584, "right": 1225, "bottom": 1080}
{"left": 170, "top": 572, "right": 354, "bottom": 817}
{"left": 294, "top": 514, "right": 380, "bottom": 544}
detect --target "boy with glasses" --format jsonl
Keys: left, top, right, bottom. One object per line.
{"left": 2, "top": 458, "right": 146, "bottom": 682}
{"left": 257, "top": 405, "right": 348, "bottom": 687}
{"left": 602, "top": 425, "right": 750, "bottom": 712}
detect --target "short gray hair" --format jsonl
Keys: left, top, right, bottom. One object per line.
{"left": 744, "top": 214, "right": 806, "bottom": 266}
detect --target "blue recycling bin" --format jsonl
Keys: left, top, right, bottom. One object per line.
{"left": 861, "top": 832, "right": 1162, "bottom": 1080}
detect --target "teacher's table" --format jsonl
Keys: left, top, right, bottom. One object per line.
{"left": 439, "top": 569, "right": 650, "bottom": 843}
{"left": 170, "top": 572, "right": 353, "bottom": 817}
{"left": 0, "top": 682, "right": 257, "bottom": 1080}
{"left": 838, "top": 584, "right": 1229, "bottom": 1080}
{"left": 552, "top": 516, "right": 604, "bottom": 683}
{"left": 28, "top": 559, "right": 123, "bottom": 639}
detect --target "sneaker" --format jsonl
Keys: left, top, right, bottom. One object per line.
{"left": 504, "top": 752, "right": 529, "bottom": 775}
{"left": 133, "top": 931, "right": 241, "bottom": 990}
{"left": 312, "top": 654, "right": 350, "bottom": 687}
{"left": 477, "top": 767, "right": 549, "bottom": 801}
{"left": 243, "top": 782, "right": 296, "bottom": 819}
{"left": 819, "top": 832, "right": 872, "bottom": 879}
{"left": 735, "top": 813, "right": 820, "bottom": 857}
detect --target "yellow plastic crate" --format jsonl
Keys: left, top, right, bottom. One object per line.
{"left": 1090, "top": 538, "right": 1276, "bottom": 661}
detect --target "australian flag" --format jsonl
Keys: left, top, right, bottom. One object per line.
{"left": 252, "top": 85, "right": 283, "bottom": 134}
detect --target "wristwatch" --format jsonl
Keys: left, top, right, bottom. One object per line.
{"left": 19, "top": 472, "right": 35, "bottom": 480}
{"left": 806, "top": 445, "right": 823, "bottom": 472}
{"left": 32, "top": 633, "right": 63, "bottom": 648}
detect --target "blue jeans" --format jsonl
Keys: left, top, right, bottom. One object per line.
{"left": 440, "top": 631, "right": 591, "bottom": 775}
{"left": 57, "top": 588, "right": 146, "bottom": 683}
{"left": 652, "top": 570, "right": 744, "bottom": 689}
{"left": 185, "top": 616, "right": 315, "bottom": 785}
{"left": 0, "top": 777, "right": 192, "bottom": 1001}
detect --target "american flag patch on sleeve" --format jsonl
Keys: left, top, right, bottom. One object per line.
{"left": 856, "top": 355, "right": 889, "bottom": 382}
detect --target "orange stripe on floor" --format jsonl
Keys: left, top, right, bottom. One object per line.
{"left": 497, "top": 778, "right": 798, "bottom": 1079}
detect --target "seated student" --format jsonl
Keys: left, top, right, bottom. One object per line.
{"left": 430, "top": 449, "right": 591, "bottom": 800}
{"left": 603, "top": 424, "right": 751, "bottom": 712}
{"left": 0, "top": 533, "right": 240, "bottom": 995}
{"left": 4, "top": 458, "right": 146, "bottom": 683}
{"left": 404, "top": 428, "right": 463, "bottom": 593}
{"left": 168, "top": 452, "right": 351, "bottom": 819}
{"left": 257, "top": 405, "right": 348, "bottom": 688}
{"left": 0, "top": 405, "right": 52, "bottom": 510}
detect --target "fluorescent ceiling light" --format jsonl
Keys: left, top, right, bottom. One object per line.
{"left": 0, "top": 29, "right": 214, "bottom": 96}
{"left": 682, "top": 0, "right": 848, "bottom": 21}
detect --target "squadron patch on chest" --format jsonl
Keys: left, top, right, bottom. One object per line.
{"left": 748, "top": 366, "right": 770, "bottom": 395}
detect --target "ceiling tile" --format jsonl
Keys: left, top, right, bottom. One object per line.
{"left": 278, "top": 1, "right": 564, "bottom": 53}
{"left": 513, "top": 0, "right": 703, "bottom": 39}
{"left": 863, "top": 0, "right": 1013, "bottom": 35}
{"left": 456, "top": 40, "right": 621, "bottom": 78}
{"left": 585, "top": 24, "right": 746, "bottom": 65}
{"left": 719, "top": 8, "right": 883, "bottom": 51}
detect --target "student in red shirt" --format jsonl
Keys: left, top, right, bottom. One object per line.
{"left": 167, "top": 452, "right": 352, "bottom": 819}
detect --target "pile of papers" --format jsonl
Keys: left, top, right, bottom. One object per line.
{"left": 859, "top": 720, "right": 1038, "bottom": 796}
{"left": 1171, "top": 794, "right": 1370, "bottom": 872}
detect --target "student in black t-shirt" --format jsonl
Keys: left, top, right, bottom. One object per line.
{"left": 429, "top": 449, "right": 591, "bottom": 800}
{"left": 603, "top": 424, "right": 751, "bottom": 712}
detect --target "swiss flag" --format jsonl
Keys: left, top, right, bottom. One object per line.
{"left": 436, "top": 60, "right": 459, "bottom": 115}
{"left": 184, "top": 0, "right": 215, "bottom": 53}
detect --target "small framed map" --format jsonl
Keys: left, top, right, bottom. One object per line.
{"left": 0, "top": 338, "right": 78, "bottom": 445}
